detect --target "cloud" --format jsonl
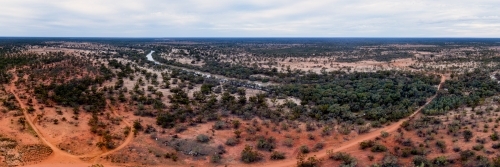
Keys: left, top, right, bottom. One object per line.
{"left": 0, "top": 0, "right": 499, "bottom": 37}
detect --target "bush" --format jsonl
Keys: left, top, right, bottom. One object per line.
{"left": 492, "top": 132, "right": 499, "bottom": 141}
{"left": 436, "top": 140, "right": 446, "bottom": 152}
{"left": 196, "top": 134, "right": 210, "bottom": 143}
{"left": 211, "top": 154, "right": 222, "bottom": 163}
{"left": 256, "top": 136, "right": 276, "bottom": 151}
{"left": 283, "top": 138, "right": 294, "bottom": 147}
{"left": 213, "top": 121, "right": 226, "bottom": 130}
{"left": 225, "top": 137, "right": 239, "bottom": 146}
{"left": 327, "top": 150, "right": 357, "bottom": 166}
{"left": 473, "top": 144, "right": 484, "bottom": 151}
{"left": 297, "top": 154, "right": 321, "bottom": 167}
{"left": 493, "top": 143, "right": 500, "bottom": 149}
{"left": 460, "top": 150, "right": 475, "bottom": 161}
{"left": 371, "top": 144, "right": 388, "bottom": 152}
{"left": 413, "top": 156, "right": 431, "bottom": 167}
{"left": 232, "top": 120, "right": 240, "bottom": 129}
{"left": 381, "top": 154, "right": 400, "bottom": 167}
{"left": 270, "top": 151, "right": 286, "bottom": 160}
{"left": 360, "top": 140, "right": 375, "bottom": 150}
{"left": 432, "top": 156, "right": 448, "bottom": 166}
{"left": 299, "top": 145, "right": 310, "bottom": 154}
{"left": 380, "top": 131, "right": 389, "bottom": 138}
{"left": 241, "top": 145, "right": 262, "bottom": 163}
{"left": 313, "top": 142, "right": 324, "bottom": 152}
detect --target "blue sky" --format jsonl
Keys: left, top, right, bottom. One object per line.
{"left": 1, "top": 0, "right": 499, "bottom": 37}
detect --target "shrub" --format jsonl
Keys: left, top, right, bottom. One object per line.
{"left": 432, "top": 156, "right": 448, "bottom": 166}
{"left": 211, "top": 154, "right": 221, "bottom": 163}
{"left": 460, "top": 150, "right": 475, "bottom": 161}
{"left": 436, "top": 140, "right": 446, "bottom": 152}
{"left": 256, "top": 136, "right": 276, "bottom": 151}
{"left": 313, "top": 142, "right": 324, "bottom": 152}
{"left": 381, "top": 154, "right": 400, "bottom": 167}
{"left": 241, "top": 145, "right": 262, "bottom": 163}
{"left": 305, "top": 122, "right": 316, "bottom": 131}
{"left": 493, "top": 143, "right": 500, "bottom": 149}
{"left": 371, "top": 144, "right": 388, "bottom": 152}
{"left": 492, "top": 132, "right": 499, "bottom": 141}
{"left": 413, "top": 156, "right": 431, "bottom": 167}
{"left": 358, "top": 125, "right": 371, "bottom": 134}
{"left": 360, "top": 140, "right": 375, "bottom": 150}
{"left": 196, "top": 134, "right": 210, "bottom": 143}
{"left": 380, "top": 131, "right": 389, "bottom": 138}
{"left": 213, "top": 121, "right": 226, "bottom": 130}
{"left": 297, "top": 154, "right": 321, "bottom": 167}
{"left": 283, "top": 138, "right": 294, "bottom": 147}
{"left": 321, "top": 126, "right": 332, "bottom": 136}
{"left": 299, "top": 145, "right": 310, "bottom": 154}
{"left": 472, "top": 144, "right": 484, "bottom": 151}
{"left": 225, "top": 137, "right": 239, "bottom": 146}
{"left": 463, "top": 130, "right": 473, "bottom": 142}
{"left": 307, "top": 133, "right": 315, "bottom": 140}
{"left": 232, "top": 120, "right": 240, "bottom": 129}
{"left": 327, "top": 150, "right": 357, "bottom": 166}
{"left": 270, "top": 151, "right": 286, "bottom": 160}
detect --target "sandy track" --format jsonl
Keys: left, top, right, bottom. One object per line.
{"left": 245, "top": 74, "right": 447, "bottom": 167}
{"left": 90, "top": 103, "right": 135, "bottom": 161}
{"left": 6, "top": 74, "right": 135, "bottom": 166}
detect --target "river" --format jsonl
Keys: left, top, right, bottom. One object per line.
{"left": 144, "top": 50, "right": 275, "bottom": 87}
{"left": 146, "top": 51, "right": 159, "bottom": 64}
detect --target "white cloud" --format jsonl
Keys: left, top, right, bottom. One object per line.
{"left": 0, "top": 0, "right": 499, "bottom": 37}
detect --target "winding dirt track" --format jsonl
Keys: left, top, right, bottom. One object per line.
{"left": 248, "top": 74, "right": 447, "bottom": 167}
{"left": 6, "top": 74, "right": 135, "bottom": 166}
{"left": 7, "top": 73, "right": 446, "bottom": 167}
{"left": 92, "top": 103, "right": 135, "bottom": 159}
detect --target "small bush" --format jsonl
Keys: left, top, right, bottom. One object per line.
{"left": 493, "top": 143, "right": 500, "bottom": 149}
{"left": 225, "top": 137, "right": 239, "bottom": 146}
{"left": 232, "top": 120, "right": 240, "bottom": 129}
{"left": 297, "top": 154, "right": 322, "bottom": 167}
{"left": 360, "top": 140, "right": 375, "bottom": 150}
{"left": 283, "top": 138, "right": 294, "bottom": 147}
{"left": 213, "top": 121, "right": 226, "bottom": 130}
{"left": 299, "top": 145, "right": 310, "bottom": 154}
{"left": 371, "top": 144, "right": 388, "bottom": 152}
{"left": 327, "top": 150, "right": 357, "bottom": 166}
{"left": 432, "top": 156, "right": 448, "bottom": 166}
{"left": 380, "top": 131, "right": 389, "bottom": 138}
{"left": 196, "top": 134, "right": 210, "bottom": 143}
{"left": 256, "top": 136, "right": 276, "bottom": 151}
{"left": 307, "top": 133, "right": 315, "bottom": 140}
{"left": 453, "top": 146, "right": 462, "bottom": 152}
{"left": 473, "top": 144, "right": 484, "bottom": 151}
{"left": 241, "top": 145, "right": 262, "bottom": 163}
{"left": 413, "top": 156, "right": 431, "bottom": 167}
{"left": 211, "top": 154, "right": 222, "bottom": 163}
{"left": 313, "top": 142, "right": 324, "bottom": 152}
{"left": 270, "top": 151, "right": 286, "bottom": 160}
{"left": 460, "top": 150, "right": 475, "bottom": 161}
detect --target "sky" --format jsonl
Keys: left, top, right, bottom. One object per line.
{"left": 1, "top": 0, "right": 500, "bottom": 37}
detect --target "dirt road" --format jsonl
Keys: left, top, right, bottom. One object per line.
{"left": 247, "top": 74, "right": 447, "bottom": 167}
{"left": 6, "top": 73, "right": 136, "bottom": 166}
